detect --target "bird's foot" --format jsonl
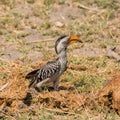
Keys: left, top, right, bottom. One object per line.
{"left": 53, "top": 80, "right": 59, "bottom": 91}
{"left": 35, "top": 86, "right": 42, "bottom": 92}
{"left": 54, "top": 86, "right": 59, "bottom": 91}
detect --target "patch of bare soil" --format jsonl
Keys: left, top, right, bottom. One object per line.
{"left": 98, "top": 76, "right": 120, "bottom": 114}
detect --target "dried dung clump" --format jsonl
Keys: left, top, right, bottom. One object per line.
{"left": 98, "top": 76, "right": 120, "bottom": 114}
{"left": 0, "top": 62, "right": 28, "bottom": 114}
{"left": 35, "top": 91, "right": 85, "bottom": 111}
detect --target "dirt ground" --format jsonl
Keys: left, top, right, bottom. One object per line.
{"left": 0, "top": 0, "right": 120, "bottom": 119}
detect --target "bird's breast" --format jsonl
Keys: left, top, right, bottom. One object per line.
{"left": 59, "top": 60, "right": 68, "bottom": 74}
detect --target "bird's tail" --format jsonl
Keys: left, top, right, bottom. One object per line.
{"left": 26, "top": 69, "right": 39, "bottom": 88}
{"left": 25, "top": 69, "right": 39, "bottom": 79}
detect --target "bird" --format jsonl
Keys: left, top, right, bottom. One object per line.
{"left": 25, "top": 35, "right": 81, "bottom": 92}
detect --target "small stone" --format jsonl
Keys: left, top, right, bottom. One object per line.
{"left": 55, "top": 21, "right": 64, "bottom": 27}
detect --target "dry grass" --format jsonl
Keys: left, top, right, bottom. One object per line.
{"left": 0, "top": 0, "right": 120, "bottom": 119}
{"left": 0, "top": 61, "right": 95, "bottom": 117}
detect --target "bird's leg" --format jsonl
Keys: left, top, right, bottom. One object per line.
{"left": 35, "top": 78, "right": 50, "bottom": 92}
{"left": 53, "top": 79, "right": 59, "bottom": 91}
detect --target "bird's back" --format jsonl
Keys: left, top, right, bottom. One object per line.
{"left": 26, "top": 60, "right": 61, "bottom": 87}
{"left": 37, "top": 60, "right": 61, "bottom": 80}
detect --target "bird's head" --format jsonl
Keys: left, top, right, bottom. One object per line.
{"left": 55, "top": 35, "right": 81, "bottom": 54}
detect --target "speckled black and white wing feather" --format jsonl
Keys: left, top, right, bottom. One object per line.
{"left": 26, "top": 60, "right": 61, "bottom": 88}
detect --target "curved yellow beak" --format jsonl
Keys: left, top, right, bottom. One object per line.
{"left": 69, "top": 35, "right": 81, "bottom": 45}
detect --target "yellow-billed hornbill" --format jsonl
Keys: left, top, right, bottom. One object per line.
{"left": 26, "top": 35, "right": 81, "bottom": 91}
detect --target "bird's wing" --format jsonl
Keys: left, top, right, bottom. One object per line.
{"left": 25, "top": 69, "right": 40, "bottom": 79}
{"left": 27, "top": 61, "right": 61, "bottom": 88}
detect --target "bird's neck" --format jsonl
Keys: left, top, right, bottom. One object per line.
{"left": 57, "top": 50, "right": 68, "bottom": 72}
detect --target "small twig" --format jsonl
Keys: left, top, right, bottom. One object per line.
{"left": 26, "top": 38, "right": 55, "bottom": 44}
{"left": 0, "top": 112, "right": 16, "bottom": 120}
{"left": 0, "top": 39, "right": 55, "bottom": 47}
{"left": 74, "top": 3, "right": 98, "bottom": 11}
{"left": 68, "top": 65, "right": 87, "bottom": 71}
{"left": 106, "top": 46, "right": 120, "bottom": 62}
{"left": 0, "top": 83, "right": 9, "bottom": 92}
{"left": 0, "top": 58, "right": 9, "bottom": 62}
{"left": 77, "top": 4, "right": 92, "bottom": 10}
{"left": 44, "top": 108, "right": 80, "bottom": 116}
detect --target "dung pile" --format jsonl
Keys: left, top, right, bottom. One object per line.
{"left": 0, "top": 62, "right": 28, "bottom": 114}
{"left": 98, "top": 76, "right": 120, "bottom": 114}
{"left": 0, "top": 61, "right": 95, "bottom": 116}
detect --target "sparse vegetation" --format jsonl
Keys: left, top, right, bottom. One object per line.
{"left": 0, "top": 0, "right": 120, "bottom": 119}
